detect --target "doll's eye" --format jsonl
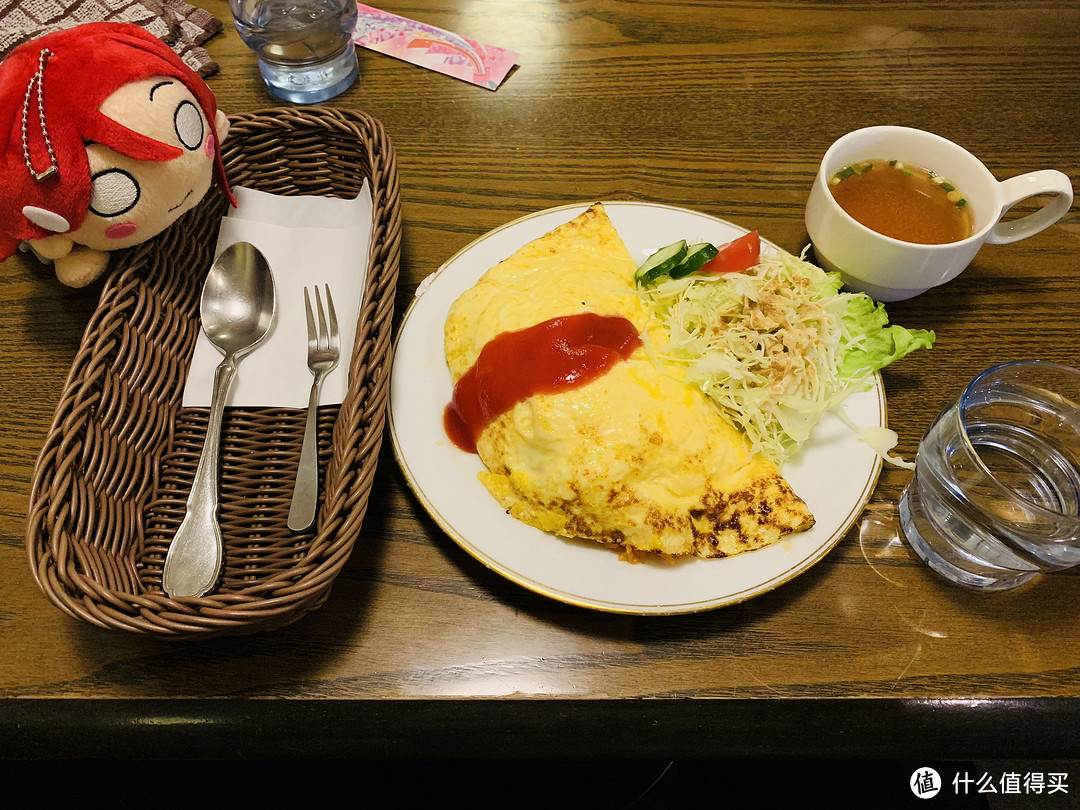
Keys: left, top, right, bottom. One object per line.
{"left": 174, "top": 101, "right": 204, "bottom": 150}
{"left": 89, "top": 169, "right": 140, "bottom": 217}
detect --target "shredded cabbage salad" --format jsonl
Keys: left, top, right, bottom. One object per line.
{"left": 636, "top": 246, "right": 934, "bottom": 466}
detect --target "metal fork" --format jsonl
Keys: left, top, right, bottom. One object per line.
{"left": 288, "top": 284, "right": 340, "bottom": 531}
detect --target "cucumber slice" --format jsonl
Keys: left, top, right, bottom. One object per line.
{"left": 635, "top": 240, "right": 687, "bottom": 285}
{"left": 668, "top": 242, "right": 720, "bottom": 278}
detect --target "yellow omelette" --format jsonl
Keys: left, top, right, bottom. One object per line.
{"left": 444, "top": 204, "right": 814, "bottom": 559}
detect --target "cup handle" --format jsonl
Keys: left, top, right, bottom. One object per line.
{"left": 987, "top": 170, "right": 1074, "bottom": 245}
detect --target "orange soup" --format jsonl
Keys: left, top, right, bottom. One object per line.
{"left": 829, "top": 159, "right": 973, "bottom": 244}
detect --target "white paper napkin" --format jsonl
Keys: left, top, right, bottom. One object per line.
{"left": 181, "top": 182, "right": 373, "bottom": 408}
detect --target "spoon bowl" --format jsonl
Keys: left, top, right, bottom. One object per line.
{"left": 162, "top": 241, "right": 277, "bottom": 598}
{"left": 201, "top": 242, "right": 277, "bottom": 357}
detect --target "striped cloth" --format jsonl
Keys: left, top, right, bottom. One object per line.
{"left": 0, "top": 0, "right": 222, "bottom": 76}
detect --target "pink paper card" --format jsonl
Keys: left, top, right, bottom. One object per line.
{"left": 352, "top": 4, "right": 518, "bottom": 90}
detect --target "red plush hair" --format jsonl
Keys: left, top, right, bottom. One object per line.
{"left": 0, "top": 22, "right": 233, "bottom": 259}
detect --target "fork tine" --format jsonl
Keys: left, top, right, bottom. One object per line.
{"left": 303, "top": 287, "right": 317, "bottom": 351}
{"left": 324, "top": 284, "right": 339, "bottom": 354}
{"left": 313, "top": 286, "right": 329, "bottom": 351}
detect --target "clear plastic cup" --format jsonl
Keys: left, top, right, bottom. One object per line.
{"left": 231, "top": 0, "right": 359, "bottom": 104}
{"left": 899, "top": 360, "right": 1080, "bottom": 590}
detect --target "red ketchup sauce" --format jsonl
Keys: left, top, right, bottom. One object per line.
{"left": 444, "top": 313, "right": 643, "bottom": 453}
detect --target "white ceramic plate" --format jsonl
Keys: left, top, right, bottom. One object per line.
{"left": 389, "top": 202, "right": 885, "bottom": 614}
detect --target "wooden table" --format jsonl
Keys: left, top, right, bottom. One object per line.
{"left": 3, "top": 0, "right": 1079, "bottom": 775}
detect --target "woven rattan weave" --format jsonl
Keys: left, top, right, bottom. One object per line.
{"left": 26, "top": 107, "right": 401, "bottom": 637}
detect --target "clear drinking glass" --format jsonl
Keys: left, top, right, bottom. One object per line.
{"left": 231, "top": 0, "right": 359, "bottom": 104}
{"left": 899, "top": 360, "right": 1080, "bottom": 590}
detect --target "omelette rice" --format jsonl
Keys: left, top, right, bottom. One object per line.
{"left": 443, "top": 204, "right": 814, "bottom": 559}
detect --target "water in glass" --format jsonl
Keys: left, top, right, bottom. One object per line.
{"left": 232, "top": 0, "right": 359, "bottom": 103}
{"left": 900, "top": 361, "right": 1080, "bottom": 590}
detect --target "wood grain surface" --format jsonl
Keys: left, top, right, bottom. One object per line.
{"left": 2, "top": 0, "right": 1079, "bottom": 761}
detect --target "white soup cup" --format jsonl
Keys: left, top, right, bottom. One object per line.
{"left": 804, "top": 126, "right": 1073, "bottom": 301}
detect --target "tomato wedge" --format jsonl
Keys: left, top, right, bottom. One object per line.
{"left": 698, "top": 230, "right": 761, "bottom": 274}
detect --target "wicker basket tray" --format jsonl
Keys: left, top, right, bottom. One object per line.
{"left": 26, "top": 107, "right": 401, "bottom": 638}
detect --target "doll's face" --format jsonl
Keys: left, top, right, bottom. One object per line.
{"left": 69, "top": 76, "right": 220, "bottom": 250}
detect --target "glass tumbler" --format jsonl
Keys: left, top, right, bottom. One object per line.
{"left": 231, "top": 0, "right": 359, "bottom": 104}
{"left": 899, "top": 360, "right": 1080, "bottom": 590}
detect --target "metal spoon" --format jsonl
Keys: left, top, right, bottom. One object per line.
{"left": 162, "top": 242, "right": 277, "bottom": 598}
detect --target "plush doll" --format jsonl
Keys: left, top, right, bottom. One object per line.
{"left": 0, "top": 22, "right": 234, "bottom": 288}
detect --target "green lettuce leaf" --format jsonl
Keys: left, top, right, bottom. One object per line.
{"left": 838, "top": 296, "right": 935, "bottom": 380}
